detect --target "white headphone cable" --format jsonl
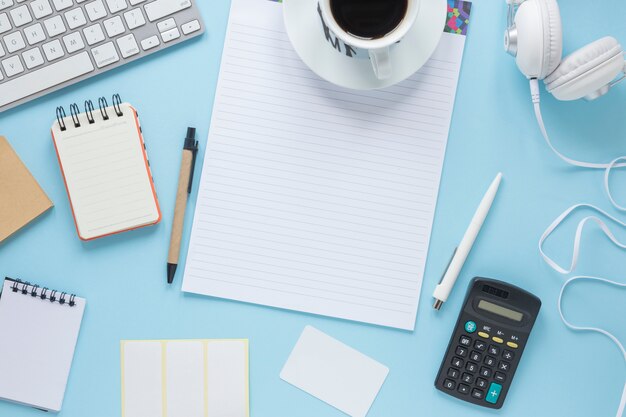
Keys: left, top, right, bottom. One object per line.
{"left": 529, "top": 78, "right": 626, "bottom": 211}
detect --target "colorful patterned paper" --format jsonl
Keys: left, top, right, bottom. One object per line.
{"left": 445, "top": 0, "right": 472, "bottom": 36}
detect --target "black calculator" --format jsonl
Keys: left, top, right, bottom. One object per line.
{"left": 434, "top": 277, "right": 541, "bottom": 409}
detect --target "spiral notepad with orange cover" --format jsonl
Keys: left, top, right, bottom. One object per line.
{"left": 51, "top": 95, "right": 161, "bottom": 241}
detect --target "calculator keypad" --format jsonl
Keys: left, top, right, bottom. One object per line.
{"left": 438, "top": 325, "right": 525, "bottom": 408}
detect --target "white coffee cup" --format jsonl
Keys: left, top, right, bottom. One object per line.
{"left": 317, "top": 0, "right": 420, "bottom": 80}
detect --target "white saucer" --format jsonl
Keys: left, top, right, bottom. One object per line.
{"left": 283, "top": 0, "right": 447, "bottom": 90}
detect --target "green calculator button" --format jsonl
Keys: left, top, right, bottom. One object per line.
{"left": 464, "top": 321, "right": 477, "bottom": 333}
{"left": 485, "top": 382, "right": 502, "bottom": 404}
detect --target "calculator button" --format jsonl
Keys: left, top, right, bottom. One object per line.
{"left": 465, "top": 362, "right": 478, "bottom": 373}
{"left": 447, "top": 368, "right": 460, "bottom": 379}
{"left": 472, "top": 388, "right": 484, "bottom": 399}
{"left": 498, "top": 361, "right": 510, "bottom": 372}
{"left": 474, "top": 340, "right": 487, "bottom": 351}
{"left": 451, "top": 357, "right": 464, "bottom": 368}
{"left": 502, "top": 350, "right": 515, "bottom": 360}
{"left": 470, "top": 351, "right": 482, "bottom": 362}
{"left": 458, "top": 383, "right": 470, "bottom": 395}
{"left": 443, "top": 379, "right": 456, "bottom": 390}
{"left": 464, "top": 320, "right": 477, "bottom": 333}
{"left": 507, "top": 341, "right": 519, "bottom": 349}
{"left": 483, "top": 355, "right": 496, "bottom": 367}
{"left": 494, "top": 372, "right": 507, "bottom": 382}
{"left": 461, "top": 373, "right": 474, "bottom": 384}
{"left": 479, "top": 367, "right": 492, "bottom": 378}
{"left": 485, "top": 382, "right": 502, "bottom": 404}
{"left": 492, "top": 336, "right": 504, "bottom": 344}
{"left": 488, "top": 345, "right": 500, "bottom": 356}
{"left": 455, "top": 346, "right": 468, "bottom": 357}
{"left": 478, "top": 331, "right": 490, "bottom": 339}
{"left": 460, "top": 336, "right": 471, "bottom": 346}
{"left": 475, "top": 378, "right": 488, "bottom": 389}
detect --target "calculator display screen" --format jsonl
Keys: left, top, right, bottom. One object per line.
{"left": 478, "top": 300, "right": 523, "bottom": 322}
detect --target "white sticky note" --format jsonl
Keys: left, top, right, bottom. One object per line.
{"left": 280, "top": 326, "right": 389, "bottom": 417}
{"left": 122, "top": 341, "right": 163, "bottom": 417}
{"left": 206, "top": 340, "right": 249, "bottom": 417}
{"left": 166, "top": 341, "right": 204, "bottom": 417}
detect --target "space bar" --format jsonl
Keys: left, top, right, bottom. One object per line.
{"left": 0, "top": 52, "right": 94, "bottom": 108}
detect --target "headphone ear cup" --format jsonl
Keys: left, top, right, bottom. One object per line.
{"left": 545, "top": 37, "right": 625, "bottom": 101}
{"left": 514, "top": 0, "right": 563, "bottom": 79}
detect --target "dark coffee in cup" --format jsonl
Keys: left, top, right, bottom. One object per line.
{"left": 329, "top": 0, "right": 409, "bottom": 39}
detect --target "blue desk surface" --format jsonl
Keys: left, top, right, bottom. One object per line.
{"left": 1, "top": 1, "right": 625, "bottom": 416}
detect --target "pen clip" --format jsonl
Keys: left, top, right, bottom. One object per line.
{"left": 187, "top": 141, "right": 198, "bottom": 194}
{"left": 438, "top": 247, "right": 458, "bottom": 284}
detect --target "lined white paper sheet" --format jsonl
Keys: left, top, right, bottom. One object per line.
{"left": 51, "top": 103, "right": 160, "bottom": 240}
{"left": 121, "top": 339, "right": 249, "bottom": 417}
{"left": 182, "top": 0, "right": 468, "bottom": 330}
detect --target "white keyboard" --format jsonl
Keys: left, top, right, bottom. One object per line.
{"left": 0, "top": 0, "right": 204, "bottom": 112}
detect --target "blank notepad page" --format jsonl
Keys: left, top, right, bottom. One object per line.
{"left": 182, "top": 0, "right": 469, "bottom": 330}
{"left": 51, "top": 103, "right": 160, "bottom": 240}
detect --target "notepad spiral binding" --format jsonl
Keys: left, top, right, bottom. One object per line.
{"left": 7, "top": 278, "right": 77, "bottom": 307}
{"left": 55, "top": 94, "right": 125, "bottom": 132}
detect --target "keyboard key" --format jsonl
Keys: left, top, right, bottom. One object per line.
{"left": 477, "top": 331, "right": 490, "bottom": 339}
{"left": 485, "top": 382, "right": 502, "bottom": 405}
{"left": 156, "top": 17, "right": 175, "bottom": 32}
{"left": 488, "top": 345, "right": 500, "bottom": 356}
{"left": 4, "top": 31, "right": 26, "bottom": 53}
{"left": 105, "top": 0, "right": 128, "bottom": 13}
{"left": 2, "top": 55, "right": 24, "bottom": 76}
{"left": 104, "top": 15, "right": 124, "bottom": 37}
{"left": 461, "top": 372, "right": 474, "bottom": 384}
{"left": 161, "top": 27, "right": 179, "bottom": 43}
{"left": 483, "top": 355, "right": 496, "bottom": 367}
{"left": 465, "top": 362, "right": 478, "bottom": 373}
{"left": 10, "top": 5, "right": 32, "bottom": 27}
{"left": 0, "top": 0, "right": 13, "bottom": 12}
{"left": 447, "top": 368, "right": 459, "bottom": 379}
{"left": 457, "top": 383, "right": 470, "bottom": 395}
{"left": 22, "top": 47, "right": 44, "bottom": 69}
{"left": 83, "top": 23, "right": 105, "bottom": 45}
{"left": 144, "top": 0, "right": 191, "bottom": 22}
{"left": 443, "top": 379, "right": 456, "bottom": 390}
{"left": 451, "top": 357, "right": 463, "bottom": 368}
{"left": 30, "top": 0, "right": 53, "bottom": 19}
{"left": 123, "top": 8, "right": 145, "bottom": 29}
{"left": 24, "top": 23, "right": 45, "bottom": 45}
{"left": 475, "top": 377, "right": 488, "bottom": 389}
{"left": 0, "top": 51, "right": 94, "bottom": 107}
{"left": 507, "top": 341, "right": 519, "bottom": 349}
{"left": 85, "top": 0, "right": 107, "bottom": 21}
{"left": 455, "top": 346, "right": 467, "bottom": 357}
{"left": 140, "top": 34, "right": 158, "bottom": 50}
{"left": 116, "top": 33, "right": 138, "bottom": 58}
{"left": 0, "top": 13, "right": 10, "bottom": 34}
{"left": 91, "top": 41, "right": 118, "bottom": 67}
{"left": 471, "top": 388, "right": 484, "bottom": 399}
{"left": 0, "top": 42, "right": 5, "bottom": 57}
{"left": 502, "top": 350, "right": 514, "bottom": 361}
{"left": 459, "top": 336, "right": 471, "bottom": 347}
{"left": 52, "top": 0, "right": 73, "bottom": 11}
{"left": 42, "top": 39, "right": 64, "bottom": 60}
{"left": 494, "top": 371, "right": 506, "bottom": 382}
{"left": 498, "top": 361, "right": 510, "bottom": 372}
{"left": 65, "top": 8, "right": 87, "bottom": 29}
{"left": 129, "top": 0, "right": 145, "bottom": 4}
{"left": 43, "top": 15, "right": 66, "bottom": 37}
{"left": 473, "top": 340, "right": 486, "bottom": 351}
{"left": 469, "top": 351, "right": 482, "bottom": 362}
{"left": 479, "top": 366, "right": 492, "bottom": 378}
{"left": 492, "top": 336, "right": 504, "bottom": 344}
{"left": 63, "top": 31, "right": 85, "bottom": 53}
{"left": 181, "top": 19, "right": 200, "bottom": 35}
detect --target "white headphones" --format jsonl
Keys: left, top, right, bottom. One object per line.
{"left": 504, "top": 0, "right": 626, "bottom": 101}
{"left": 505, "top": 3, "right": 626, "bottom": 417}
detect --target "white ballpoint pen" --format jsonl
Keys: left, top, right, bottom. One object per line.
{"left": 432, "top": 173, "right": 503, "bottom": 310}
